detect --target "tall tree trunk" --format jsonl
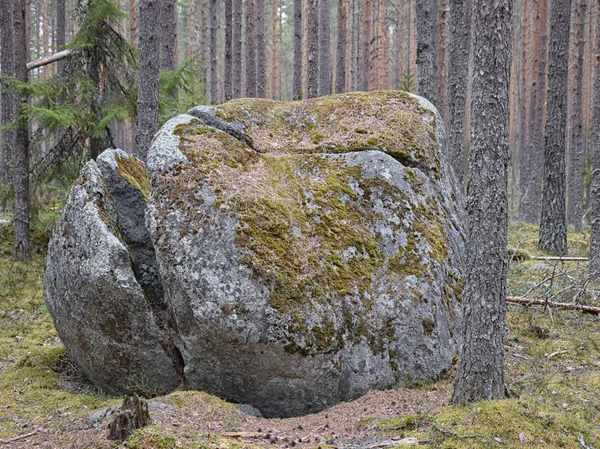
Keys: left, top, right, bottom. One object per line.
{"left": 436, "top": 0, "right": 449, "bottom": 119}
{"left": 256, "top": 0, "right": 266, "bottom": 97}
{"left": 538, "top": 0, "right": 571, "bottom": 255}
{"left": 42, "top": 0, "right": 48, "bottom": 79}
{"left": 452, "top": 0, "right": 512, "bottom": 406}
{"left": 13, "top": 0, "right": 31, "bottom": 261}
{"left": 520, "top": 0, "right": 549, "bottom": 223}
{"left": 271, "top": 0, "right": 279, "bottom": 98}
{"left": 130, "top": 0, "right": 137, "bottom": 45}
{"left": 209, "top": 0, "right": 218, "bottom": 103}
{"left": 319, "top": 0, "right": 332, "bottom": 95}
{"left": 233, "top": 0, "right": 243, "bottom": 98}
{"left": 588, "top": 0, "right": 600, "bottom": 276}
{"left": 566, "top": 0, "right": 587, "bottom": 231}
{"left": 446, "top": 0, "right": 471, "bottom": 186}
{"left": 187, "top": 0, "right": 196, "bottom": 60}
{"left": 136, "top": 0, "right": 160, "bottom": 162}
{"left": 415, "top": 0, "right": 437, "bottom": 102}
{"left": 245, "top": 0, "right": 257, "bottom": 97}
{"left": 293, "top": 0, "right": 303, "bottom": 99}
{"left": 336, "top": 0, "right": 347, "bottom": 93}
{"left": 1, "top": 0, "right": 14, "bottom": 188}
{"left": 359, "top": 0, "right": 373, "bottom": 91}
{"left": 224, "top": 0, "right": 233, "bottom": 102}
{"left": 200, "top": 0, "right": 209, "bottom": 97}
{"left": 306, "top": 0, "right": 319, "bottom": 98}
{"left": 56, "top": 0, "right": 66, "bottom": 77}
{"left": 160, "top": 0, "right": 177, "bottom": 70}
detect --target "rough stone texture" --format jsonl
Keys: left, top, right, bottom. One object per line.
{"left": 45, "top": 91, "right": 465, "bottom": 418}
{"left": 44, "top": 160, "right": 180, "bottom": 396}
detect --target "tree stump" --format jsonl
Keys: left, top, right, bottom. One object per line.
{"left": 107, "top": 395, "right": 151, "bottom": 441}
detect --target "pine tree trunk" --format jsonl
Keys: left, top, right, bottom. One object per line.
{"left": 436, "top": 0, "right": 448, "bottom": 119}
{"left": 452, "top": 0, "right": 512, "bottom": 406}
{"left": 245, "top": 0, "right": 257, "bottom": 97}
{"left": 415, "top": 0, "right": 437, "bottom": 102}
{"left": 136, "top": 0, "right": 160, "bottom": 162}
{"left": 538, "top": 0, "right": 571, "bottom": 256}
{"left": 42, "top": 0, "right": 48, "bottom": 79}
{"left": 1, "top": 0, "right": 14, "bottom": 187}
{"left": 224, "top": 0, "right": 233, "bottom": 102}
{"left": 56, "top": 0, "right": 66, "bottom": 76}
{"left": 446, "top": 0, "right": 470, "bottom": 186}
{"left": 335, "top": 0, "right": 347, "bottom": 93}
{"left": 13, "top": 0, "right": 31, "bottom": 261}
{"left": 200, "top": 0, "right": 209, "bottom": 97}
{"left": 319, "top": 0, "right": 331, "bottom": 95}
{"left": 233, "top": 0, "right": 242, "bottom": 99}
{"left": 359, "top": 0, "right": 372, "bottom": 91}
{"left": 588, "top": 0, "right": 600, "bottom": 277}
{"left": 187, "top": 0, "right": 195, "bottom": 60}
{"left": 520, "top": 0, "right": 549, "bottom": 223}
{"left": 293, "top": 0, "right": 303, "bottom": 99}
{"left": 306, "top": 0, "right": 319, "bottom": 98}
{"left": 160, "top": 0, "right": 176, "bottom": 71}
{"left": 566, "top": 0, "right": 586, "bottom": 231}
{"left": 271, "top": 0, "right": 279, "bottom": 98}
{"left": 209, "top": 0, "right": 218, "bottom": 103}
{"left": 256, "top": 0, "right": 266, "bottom": 98}
{"left": 130, "top": 0, "right": 137, "bottom": 45}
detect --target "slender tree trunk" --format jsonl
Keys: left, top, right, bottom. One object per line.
{"left": 256, "top": 0, "right": 266, "bottom": 97}
{"left": 56, "top": 0, "right": 66, "bottom": 76}
{"left": 1, "top": 0, "right": 14, "bottom": 188}
{"left": 187, "top": 0, "right": 196, "bottom": 60}
{"left": 136, "top": 0, "right": 160, "bottom": 162}
{"left": 271, "top": 0, "right": 278, "bottom": 98}
{"left": 306, "top": 0, "right": 319, "bottom": 98}
{"left": 520, "top": 0, "right": 549, "bottom": 223}
{"left": 159, "top": 0, "right": 177, "bottom": 71}
{"left": 293, "top": 0, "right": 303, "bottom": 99}
{"left": 319, "top": 0, "right": 332, "bottom": 95}
{"left": 360, "top": 0, "right": 373, "bottom": 91}
{"left": 436, "top": 0, "right": 449, "bottom": 119}
{"left": 446, "top": 0, "right": 471, "bottom": 186}
{"left": 245, "top": 0, "right": 257, "bottom": 97}
{"left": 588, "top": 0, "right": 600, "bottom": 276}
{"left": 224, "top": 0, "right": 233, "bottom": 102}
{"left": 13, "top": 0, "right": 31, "bottom": 261}
{"left": 130, "top": 0, "right": 137, "bottom": 45}
{"left": 200, "top": 0, "right": 209, "bottom": 97}
{"left": 415, "top": 0, "right": 437, "bottom": 102}
{"left": 233, "top": 0, "right": 242, "bottom": 99}
{"left": 336, "top": 0, "right": 347, "bottom": 93}
{"left": 209, "top": 0, "right": 218, "bottom": 103}
{"left": 538, "top": 0, "right": 571, "bottom": 256}
{"left": 452, "top": 0, "right": 512, "bottom": 406}
{"left": 566, "top": 0, "right": 587, "bottom": 231}
{"left": 42, "top": 0, "right": 48, "bottom": 79}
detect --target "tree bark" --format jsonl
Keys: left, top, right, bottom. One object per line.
{"left": 415, "top": 0, "right": 437, "bottom": 103}
{"left": 271, "top": 0, "right": 279, "bottom": 98}
{"left": 187, "top": 0, "right": 196, "bottom": 60}
{"left": 13, "top": 0, "right": 31, "bottom": 261}
{"left": 256, "top": 0, "right": 266, "bottom": 98}
{"left": 336, "top": 0, "right": 347, "bottom": 93}
{"left": 209, "top": 0, "right": 218, "bottom": 103}
{"left": 245, "top": 0, "right": 257, "bottom": 97}
{"left": 233, "top": 0, "right": 243, "bottom": 98}
{"left": 359, "top": 0, "right": 373, "bottom": 91}
{"left": 224, "top": 0, "right": 233, "bottom": 102}
{"left": 446, "top": 0, "right": 471, "bottom": 186}
{"left": 520, "top": 0, "right": 549, "bottom": 223}
{"left": 538, "top": 0, "right": 571, "bottom": 256}
{"left": 588, "top": 2, "right": 600, "bottom": 277}
{"left": 306, "top": 0, "right": 319, "bottom": 98}
{"left": 293, "top": 0, "right": 303, "bottom": 99}
{"left": 319, "top": 0, "right": 331, "bottom": 95}
{"left": 130, "top": 0, "right": 137, "bottom": 45}
{"left": 566, "top": 0, "right": 586, "bottom": 231}
{"left": 452, "top": 0, "right": 512, "bottom": 405}
{"left": 159, "top": 0, "right": 177, "bottom": 71}
{"left": 136, "top": 0, "right": 160, "bottom": 162}
{"left": 1, "top": 0, "right": 14, "bottom": 187}
{"left": 56, "top": 0, "right": 66, "bottom": 76}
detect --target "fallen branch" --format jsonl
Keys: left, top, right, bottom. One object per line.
{"left": 507, "top": 297, "right": 600, "bottom": 315}
{"left": 546, "top": 350, "right": 570, "bottom": 361}
{"left": 222, "top": 432, "right": 265, "bottom": 439}
{"left": 0, "top": 429, "right": 39, "bottom": 445}
{"left": 432, "top": 423, "right": 498, "bottom": 444}
{"left": 578, "top": 434, "right": 595, "bottom": 449}
{"left": 26, "top": 49, "right": 71, "bottom": 71}
{"left": 532, "top": 256, "right": 588, "bottom": 262}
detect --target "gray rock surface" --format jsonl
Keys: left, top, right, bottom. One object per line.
{"left": 45, "top": 91, "right": 465, "bottom": 418}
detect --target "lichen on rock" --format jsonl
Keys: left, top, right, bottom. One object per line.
{"left": 45, "top": 91, "right": 466, "bottom": 419}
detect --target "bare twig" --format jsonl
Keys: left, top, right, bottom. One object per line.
{"left": 432, "top": 423, "right": 498, "bottom": 444}
{"left": 0, "top": 429, "right": 39, "bottom": 445}
{"left": 507, "top": 297, "right": 600, "bottom": 315}
{"left": 546, "top": 350, "right": 570, "bottom": 361}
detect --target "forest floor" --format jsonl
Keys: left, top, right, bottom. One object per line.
{"left": 0, "top": 218, "right": 599, "bottom": 449}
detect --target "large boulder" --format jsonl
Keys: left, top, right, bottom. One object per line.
{"left": 45, "top": 91, "right": 465, "bottom": 418}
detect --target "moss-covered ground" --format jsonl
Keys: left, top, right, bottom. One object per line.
{"left": 0, "top": 215, "right": 598, "bottom": 447}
